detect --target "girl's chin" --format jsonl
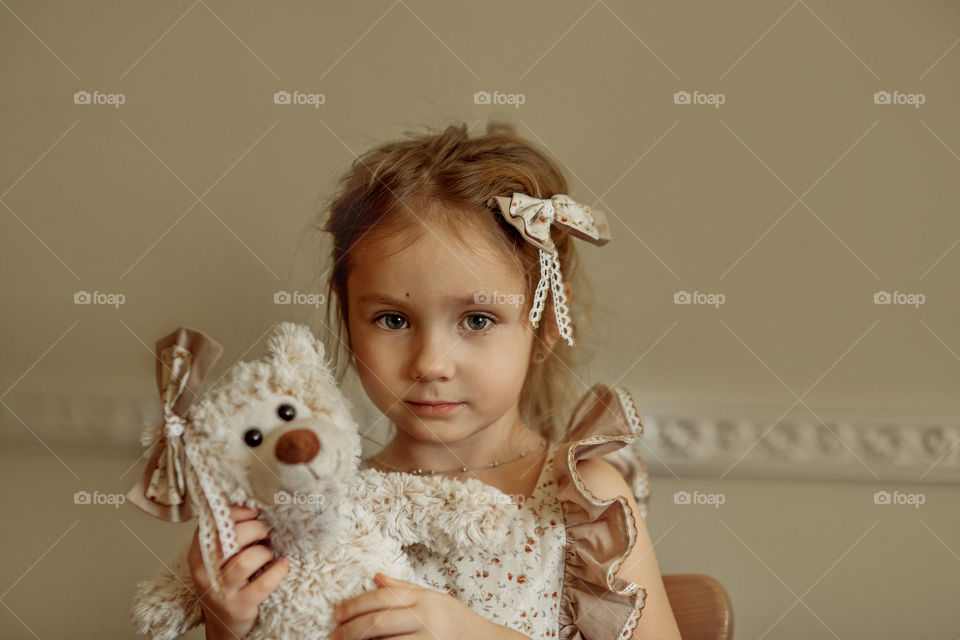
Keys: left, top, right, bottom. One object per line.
{"left": 392, "top": 419, "right": 476, "bottom": 445}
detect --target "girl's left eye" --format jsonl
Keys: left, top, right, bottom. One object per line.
{"left": 462, "top": 314, "right": 495, "bottom": 333}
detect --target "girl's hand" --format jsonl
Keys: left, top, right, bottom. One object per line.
{"left": 331, "top": 573, "right": 525, "bottom": 640}
{"left": 187, "top": 505, "right": 290, "bottom": 640}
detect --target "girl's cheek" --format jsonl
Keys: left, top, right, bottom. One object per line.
{"left": 352, "top": 328, "right": 389, "bottom": 361}
{"left": 356, "top": 355, "right": 391, "bottom": 384}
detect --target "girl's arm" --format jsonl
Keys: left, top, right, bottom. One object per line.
{"left": 576, "top": 458, "right": 683, "bottom": 640}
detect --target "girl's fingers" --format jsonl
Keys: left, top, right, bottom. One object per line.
{"left": 187, "top": 527, "right": 219, "bottom": 589}
{"left": 220, "top": 544, "right": 274, "bottom": 592}
{"left": 233, "top": 518, "right": 271, "bottom": 549}
{"left": 333, "top": 607, "right": 418, "bottom": 640}
{"left": 373, "top": 573, "right": 414, "bottom": 589}
{"left": 188, "top": 506, "right": 265, "bottom": 593}
{"left": 239, "top": 556, "right": 290, "bottom": 606}
{"left": 334, "top": 581, "right": 416, "bottom": 625}
{"left": 228, "top": 504, "right": 260, "bottom": 522}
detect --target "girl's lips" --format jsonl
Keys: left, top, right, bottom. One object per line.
{"left": 404, "top": 401, "right": 463, "bottom": 417}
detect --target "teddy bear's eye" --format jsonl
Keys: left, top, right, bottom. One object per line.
{"left": 243, "top": 428, "right": 263, "bottom": 447}
{"left": 277, "top": 404, "right": 296, "bottom": 422}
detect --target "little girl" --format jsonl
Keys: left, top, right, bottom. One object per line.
{"left": 188, "top": 123, "right": 682, "bottom": 640}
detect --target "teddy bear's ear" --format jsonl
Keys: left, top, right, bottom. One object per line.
{"left": 266, "top": 322, "right": 326, "bottom": 366}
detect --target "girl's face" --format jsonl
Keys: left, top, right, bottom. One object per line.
{"left": 345, "top": 222, "right": 536, "bottom": 447}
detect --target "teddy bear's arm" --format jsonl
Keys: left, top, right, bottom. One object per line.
{"left": 130, "top": 547, "right": 205, "bottom": 640}
{"left": 360, "top": 470, "right": 511, "bottom": 555}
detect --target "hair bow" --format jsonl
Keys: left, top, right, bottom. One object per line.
{"left": 490, "top": 193, "right": 611, "bottom": 347}
{"left": 126, "top": 327, "right": 238, "bottom": 593}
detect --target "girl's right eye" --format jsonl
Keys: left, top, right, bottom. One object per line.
{"left": 374, "top": 313, "right": 409, "bottom": 331}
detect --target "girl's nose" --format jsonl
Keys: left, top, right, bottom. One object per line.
{"left": 409, "top": 330, "right": 455, "bottom": 381}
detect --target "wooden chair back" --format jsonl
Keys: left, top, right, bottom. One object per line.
{"left": 662, "top": 574, "right": 734, "bottom": 640}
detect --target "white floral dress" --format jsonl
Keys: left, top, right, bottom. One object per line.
{"left": 360, "top": 383, "right": 652, "bottom": 640}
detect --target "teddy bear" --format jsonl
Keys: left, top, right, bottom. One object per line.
{"left": 126, "top": 322, "right": 512, "bottom": 639}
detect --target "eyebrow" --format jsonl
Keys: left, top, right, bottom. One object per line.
{"left": 357, "top": 293, "right": 499, "bottom": 307}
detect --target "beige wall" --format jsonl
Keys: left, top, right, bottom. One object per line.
{"left": 1, "top": 1, "right": 958, "bottom": 638}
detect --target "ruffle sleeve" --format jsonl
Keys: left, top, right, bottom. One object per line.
{"left": 554, "top": 384, "right": 651, "bottom": 640}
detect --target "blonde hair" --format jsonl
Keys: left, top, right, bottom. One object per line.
{"left": 312, "top": 122, "right": 598, "bottom": 443}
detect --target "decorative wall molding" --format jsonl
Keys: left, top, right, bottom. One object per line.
{"left": 2, "top": 391, "right": 957, "bottom": 484}
{"left": 637, "top": 411, "right": 960, "bottom": 484}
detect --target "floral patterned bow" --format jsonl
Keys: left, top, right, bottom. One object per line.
{"left": 490, "top": 193, "right": 611, "bottom": 347}
{"left": 126, "top": 327, "right": 238, "bottom": 593}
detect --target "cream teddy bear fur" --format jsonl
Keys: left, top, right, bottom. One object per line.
{"left": 130, "top": 322, "right": 511, "bottom": 639}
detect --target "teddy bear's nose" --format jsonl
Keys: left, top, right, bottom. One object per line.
{"left": 274, "top": 428, "right": 321, "bottom": 464}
